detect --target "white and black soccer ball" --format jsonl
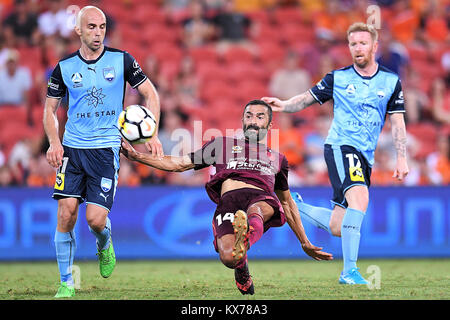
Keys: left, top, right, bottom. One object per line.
{"left": 118, "top": 105, "right": 157, "bottom": 144}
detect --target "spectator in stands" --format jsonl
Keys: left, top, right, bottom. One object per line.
{"left": 118, "top": 159, "right": 141, "bottom": 186}
{"left": 2, "top": 0, "right": 40, "bottom": 47}
{"left": 303, "top": 115, "right": 330, "bottom": 185}
{"left": 418, "top": 1, "right": 449, "bottom": 44}
{"left": 372, "top": 146, "right": 402, "bottom": 186}
{"left": 158, "top": 109, "right": 189, "bottom": 157}
{"left": 431, "top": 75, "right": 450, "bottom": 126}
{"left": 425, "top": 132, "right": 450, "bottom": 185}
{"left": 0, "top": 36, "right": 10, "bottom": 68}
{"left": 7, "top": 137, "right": 32, "bottom": 185}
{"left": 376, "top": 28, "right": 409, "bottom": 78}
{"left": 0, "top": 49, "right": 33, "bottom": 124}
{"left": 38, "top": 0, "right": 74, "bottom": 39}
{"left": 269, "top": 50, "right": 311, "bottom": 101}
{"left": 277, "top": 113, "right": 305, "bottom": 169}
{"left": 174, "top": 56, "right": 201, "bottom": 109}
{"left": 164, "top": 0, "right": 191, "bottom": 12}
{"left": 143, "top": 54, "right": 170, "bottom": 98}
{"left": 0, "top": 165, "right": 13, "bottom": 186}
{"left": 403, "top": 68, "right": 430, "bottom": 124}
{"left": 212, "top": 0, "right": 253, "bottom": 53}
{"left": 390, "top": 0, "right": 420, "bottom": 44}
{"left": 181, "top": 0, "right": 214, "bottom": 48}
{"left": 26, "top": 153, "right": 55, "bottom": 187}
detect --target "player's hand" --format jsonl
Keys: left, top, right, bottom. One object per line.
{"left": 261, "top": 96, "right": 286, "bottom": 112}
{"left": 120, "top": 139, "right": 138, "bottom": 161}
{"left": 301, "top": 242, "right": 334, "bottom": 261}
{"left": 144, "top": 135, "right": 164, "bottom": 159}
{"left": 46, "top": 142, "right": 64, "bottom": 168}
{"left": 393, "top": 157, "right": 409, "bottom": 181}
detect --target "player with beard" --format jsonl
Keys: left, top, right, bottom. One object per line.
{"left": 262, "top": 23, "right": 409, "bottom": 284}
{"left": 121, "top": 99, "right": 333, "bottom": 295}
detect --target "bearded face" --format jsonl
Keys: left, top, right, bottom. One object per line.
{"left": 242, "top": 104, "right": 272, "bottom": 143}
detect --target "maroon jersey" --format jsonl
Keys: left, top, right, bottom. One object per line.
{"left": 189, "top": 136, "right": 289, "bottom": 204}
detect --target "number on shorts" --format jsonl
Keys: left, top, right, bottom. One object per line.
{"left": 345, "top": 153, "right": 361, "bottom": 168}
{"left": 345, "top": 153, "right": 365, "bottom": 182}
{"left": 57, "top": 157, "right": 69, "bottom": 174}
{"left": 216, "top": 212, "right": 234, "bottom": 226}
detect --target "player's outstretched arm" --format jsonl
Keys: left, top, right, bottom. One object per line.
{"left": 261, "top": 91, "right": 317, "bottom": 113}
{"left": 390, "top": 112, "right": 409, "bottom": 181}
{"left": 275, "top": 189, "right": 333, "bottom": 261}
{"left": 136, "top": 79, "right": 163, "bottom": 158}
{"left": 43, "top": 97, "right": 64, "bottom": 168}
{"left": 120, "top": 139, "right": 194, "bottom": 172}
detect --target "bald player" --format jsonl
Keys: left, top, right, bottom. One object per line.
{"left": 44, "top": 6, "right": 162, "bottom": 298}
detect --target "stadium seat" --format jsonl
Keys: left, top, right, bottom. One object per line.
{"left": 134, "top": 6, "right": 166, "bottom": 26}
{"left": 245, "top": 10, "right": 272, "bottom": 25}
{"left": 222, "top": 47, "right": 256, "bottom": 64}
{"left": 196, "top": 61, "right": 230, "bottom": 82}
{"left": 273, "top": 7, "right": 303, "bottom": 25}
{"left": 258, "top": 41, "right": 285, "bottom": 59}
{"left": 407, "top": 122, "right": 438, "bottom": 158}
{"left": 234, "top": 80, "right": 268, "bottom": 103}
{"left": 149, "top": 43, "right": 183, "bottom": 64}
{"left": 279, "top": 23, "right": 315, "bottom": 46}
{"left": 407, "top": 45, "right": 429, "bottom": 62}
{"left": 16, "top": 47, "right": 44, "bottom": 77}
{"left": 143, "top": 24, "right": 181, "bottom": 46}
{"left": 227, "top": 61, "right": 269, "bottom": 83}
{"left": 0, "top": 122, "right": 37, "bottom": 157}
{"left": 188, "top": 46, "right": 219, "bottom": 65}
{"left": 200, "top": 80, "right": 235, "bottom": 103}
{"left": 250, "top": 22, "right": 281, "bottom": 42}
{"left": 0, "top": 105, "right": 27, "bottom": 127}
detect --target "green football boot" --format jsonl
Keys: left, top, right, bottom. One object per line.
{"left": 54, "top": 282, "right": 75, "bottom": 298}
{"left": 97, "top": 238, "right": 116, "bottom": 278}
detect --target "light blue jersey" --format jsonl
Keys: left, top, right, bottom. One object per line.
{"left": 309, "top": 64, "right": 405, "bottom": 166}
{"left": 47, "top": 47, "right": 147, "bottom": 149}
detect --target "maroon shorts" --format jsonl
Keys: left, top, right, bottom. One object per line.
{"left": 212, "top": 188, "right": 286, "bottom": 252}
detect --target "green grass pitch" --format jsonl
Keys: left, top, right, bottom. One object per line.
{"left": 1, "top": 259, "right": 449, "bottom": 300}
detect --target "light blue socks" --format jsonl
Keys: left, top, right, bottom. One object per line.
{"left": 88, "top": 217, "right": 111, "bottom": 251}
{"left": 296, "top": 201, "right": 332, "bottom": 234}
{"left": 341, "top": 208, "right": 365, "bottom": 273}
{"left": 54, "top": 230, "right": 76, "bottom": 285}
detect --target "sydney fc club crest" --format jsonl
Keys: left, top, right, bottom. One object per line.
{"left": 101, "top": 177, "right": 112, "bottom": 193}
{"left": 103, "top": 67, "right": 115, "bottom": 82}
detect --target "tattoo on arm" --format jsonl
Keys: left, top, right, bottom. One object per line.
{"left": 393, "top": 126, "right": 407, "bottom": 158}
{"left": 284, "top": 91, "right": 316, "bottom": 113}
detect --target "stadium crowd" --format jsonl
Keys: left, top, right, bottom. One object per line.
{"left": 0, "top": 0, "right": 449, "bottom": 187}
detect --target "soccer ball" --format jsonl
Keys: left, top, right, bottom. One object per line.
{"left": 118, "top": 105, "right": 157, "bottom": 143}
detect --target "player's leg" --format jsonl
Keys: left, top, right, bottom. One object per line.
{"left": 329, "top": 204, "right": 346, "bottom": 236}
{"left": 339, "top": 185, "right": 369, "bottom": 284}
{"left": 291, "top": 192, "right": 332, "bottom": 234}
{"left": 236, "top": 201, "right": 274, "bottom": 256}
{"left": 234, "top": 201, "right": 274, "bottom": 295}
{"left": 54, "top": 197, "right": 78, "bottom": 298}
{"left": 218, "top": 201, "right": 274, "bottom": 265}
{"left": 84, "top": 147, "right": 119, "bottom": 278}
{"left": 86, "top": 204, "right": 111, "bottom": 249}
{"left": 52, "top": 146, "right": 83, "bottom": 298}
{"left": 335, "top": 145, "right": 371, "bottom": 284}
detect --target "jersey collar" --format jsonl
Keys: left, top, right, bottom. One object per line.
{"left": 352, "top": 63, "right": 380, "bottom": 80}
{"left": 77, "top": 46, "right": 107, "bottom": 64}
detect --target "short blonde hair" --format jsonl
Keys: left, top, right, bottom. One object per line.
{"left": 347, "top": 22, "right": 378, "bottom": 42}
